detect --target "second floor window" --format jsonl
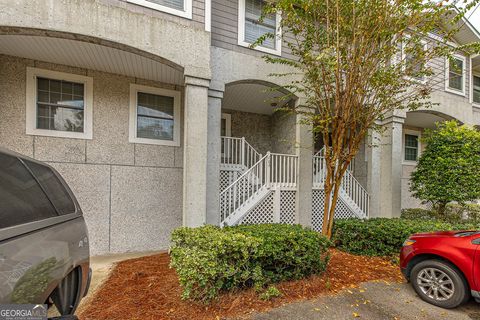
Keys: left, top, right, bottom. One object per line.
{"left": 127, "top": 0, "right": 192, "bottom": 19}
{"left": 473, "top": 75, "right": 480, "bottom": 104}
{"left": 238, "top": 0, "right": 282, "bottom": 55}
{"left": 446, "top": 56, "right": 465, "bottom": 95}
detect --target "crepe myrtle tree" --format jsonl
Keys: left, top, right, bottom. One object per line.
{"left": 252, "top": 0, "right": 480, "bottom": 238}
{"left": 410, "top": 121, "right": 480, "bottom": 215}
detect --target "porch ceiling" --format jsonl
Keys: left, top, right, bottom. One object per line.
{"left": 405, "top": 111, "right": 453, "bottom": 130}
{"left": 0, "top": 35, "right": 184, "bottom": 85}
{"left": 222, "top": 82, "right": 291, "bottom": 115}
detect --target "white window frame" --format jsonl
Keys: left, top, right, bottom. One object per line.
{"left": 221, "top": 113, "right": 232, "bottom": 137}
{"left": 238, "top": 0, "right": 282, "bottom": 56}
{"left": 401, "top": 37, "right": 428, "bottom": 84}
{"left": 471, "top": 56, "right": 480, "bottom": 108}
{"left": 26, "top": 67, "right": 93, "bottom": 140}
{"left": 127, "top": 0, "right": 192, "bottom": 19}
{"left": 472, "top": 73, "right": 480, "bottom": 108}
{"left": 445, "top": 54, "right": 466, "bottom": 96}
{"left": 403, "top": 130, "right": 421, "bottom": 165}
{"left": 129, "top": 84, "right": 181, "bottom": 146}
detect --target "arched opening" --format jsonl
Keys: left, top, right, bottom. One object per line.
{"left": 221, "top": 80, "right": 297, "bottom": 155}
{"left": 401, "top": 110, "right": 461, "bottom": 210}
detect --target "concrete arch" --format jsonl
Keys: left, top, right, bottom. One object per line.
{"left": 0, "top": 27, "right": 184, "bottom": 73}
{"left": 210, "top": 46, "right": 300, "bottom": 93}
{"left": 405, "top": 109, "right": 463, "bottom": 129}
{"left": 0, "top": 0, "right": 210, "bottom": 78}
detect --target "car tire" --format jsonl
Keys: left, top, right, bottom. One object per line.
{"left": 410, "top": 259, "right": 470, "bottom": 309}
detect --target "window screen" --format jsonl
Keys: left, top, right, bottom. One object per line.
{"left": 244, "top": 0, "right": 277, "bottom": 49}
{"left": 0, "top": 153, "right": 57, "bottom": 229}
{"left": 473, "top": 75, "right": 480, "bottom": 104}
{"left": 24, "top": 160, "right": 76, "bottom": 216}
{"left": 405, "top": 134, "right": 419, "bottom": 161}
{"left": 448, "top": 58, "right": 463, "bottom": 91}
{"left": 36, "top": 77, "right": 85, "bottom": 132}
{"left": 137, "top": 92, "right": 175, "bottom": 141}
{"left": 145, "top": 0, "right": 184, "bottom": 10}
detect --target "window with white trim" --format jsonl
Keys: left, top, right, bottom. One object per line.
{"left": 129, "top": 84, "right": 181, "bottom": 146}
{"left": 127, "top": 0, "right": 192, "bottom": 19}
{"left": 404, "top": 134, "right": 419, "bottom": 162}
{"left": 473, "top": 75, "right": 480, "bottom": 104}
{"left": 402, "top": 39, "right": 427, "bottom": 83}
{"left": 238, "top": 0, "right": 282, "bottom": 55}
{"left": 446, "top": 56, "right": 466, "bottom": 95}
{"left": 26, "top": 68, "right": 93, "bottom": 139}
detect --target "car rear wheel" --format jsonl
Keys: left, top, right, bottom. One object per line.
{"left": 410, "top": 259, "right": 470, "bottom": 308}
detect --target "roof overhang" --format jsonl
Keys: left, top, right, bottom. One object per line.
{"left": 0, "top": 35, "right": 184, "bottom": 85}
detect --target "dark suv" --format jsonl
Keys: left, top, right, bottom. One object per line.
{"left": 0, "top": 147, "right": 90, "bottom": 317}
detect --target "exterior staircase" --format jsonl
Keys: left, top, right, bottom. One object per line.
{"left": 220, "top": 137, "right": 369, "bottom": 226}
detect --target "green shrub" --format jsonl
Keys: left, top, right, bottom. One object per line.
{"left": 400, "top": 208, "right": 436, "bottom": 220}
{"left": 332, "top": 218, "right": 478, "bottom": 257}
{"left": 170, "top": 224, "right": 330, "bottom": 302}
{"left": 401, "top": 204, "right": 480, "bottom": 224}
{"left": 259, "top": 285, "right": 282, "bottom": 300}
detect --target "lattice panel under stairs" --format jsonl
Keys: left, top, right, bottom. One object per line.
{"left": 220, "top": 170, "right": 240, "bottom": 192}
{"left": 312, "top": 189, "right": 357, "bottom": 232}
{"left": 240, "top": 191, "right": 274, "bottom": 224}
{"left": 280, "top": 190, "right": 296, "bottom": 224}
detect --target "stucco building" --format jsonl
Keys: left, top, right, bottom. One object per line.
{"left": 0, "top": 0, "right": 479, "bottom": 255}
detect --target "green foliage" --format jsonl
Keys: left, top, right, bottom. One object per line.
{"left": 401, "top": 204, "right": 480, "bottom": 224}
{"left": 410, "top": 121, "right": 480, "bottom": 212}
{"left": 332, "top": 218, "right": 478, "bottom": 257}
{"left": 256, "top": 0, "right": 480, "bottom": 238}
{"left": 259, "top": 285, "right": 282, "bottom": 301}
{"left": 170, "top": 224, "right": 330, "bottom": 302}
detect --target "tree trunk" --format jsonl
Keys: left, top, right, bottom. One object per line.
{"left": 437, "top": 202, "right": 447, "bottom": 216}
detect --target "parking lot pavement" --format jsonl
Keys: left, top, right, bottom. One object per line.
{"left": 252, "top": 281, "right": 480, "bottom": 320}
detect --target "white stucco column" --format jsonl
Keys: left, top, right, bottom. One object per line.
{"left": 183, "top": 76, "right": 211, "bottom": 227}
{"left": 367, "top": 115, "right": 405, "bottom": 218}
{"left": 206, "top": 89, "right": 223, "bottom": 225}
{"left": 295, "top": 103, "right": 314, "bottom": 227}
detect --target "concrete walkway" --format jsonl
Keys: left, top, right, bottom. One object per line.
{"left": 251, "top": 281, "right": 480, "bottom": 320}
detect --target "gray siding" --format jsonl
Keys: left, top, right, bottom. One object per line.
{"left": 211, "top": 0, "right": 294, "bottom": 59}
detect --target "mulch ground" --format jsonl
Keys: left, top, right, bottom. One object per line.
{"left": 78, "top": 249, "right": 404, "bottom": 320}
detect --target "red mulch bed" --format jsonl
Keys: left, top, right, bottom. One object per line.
{"left": 78, "top": 250, "right": 404, "bottom": 320}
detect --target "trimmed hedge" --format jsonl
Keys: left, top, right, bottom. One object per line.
{"left": 401, "top": 204, "right": 480, "bottom": 223}
{"left": 170, "top": 224, "right": 330, "bottom": 302}
{"left": 332, "top": 218, "right": 478, "bottom": 257}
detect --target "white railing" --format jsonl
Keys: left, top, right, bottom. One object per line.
{"left": 313, "top": 154, "right": 369, "bottom": 217}
{"left": 220, "top": 152, "right": 298, "bottom": 223}
{"left": 221, "top": 136, "right": 262, "bottom": 169}
{"left": 314, "top": 147, "right": 355, "bottom": 172}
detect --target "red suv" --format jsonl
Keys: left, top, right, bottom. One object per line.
{"left": 400, "top": 230, "right": 480, "bottom": 308}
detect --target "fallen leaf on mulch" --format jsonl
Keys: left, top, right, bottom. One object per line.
{"left": 78, "top": 249, "right": 404, "bottom": 320}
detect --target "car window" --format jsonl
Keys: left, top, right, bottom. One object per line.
{"left": 24, "top": 160, "right": 76, "bottom": 216}
{"left": 0, "top": 153, "right": 57, "bottom": 229}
